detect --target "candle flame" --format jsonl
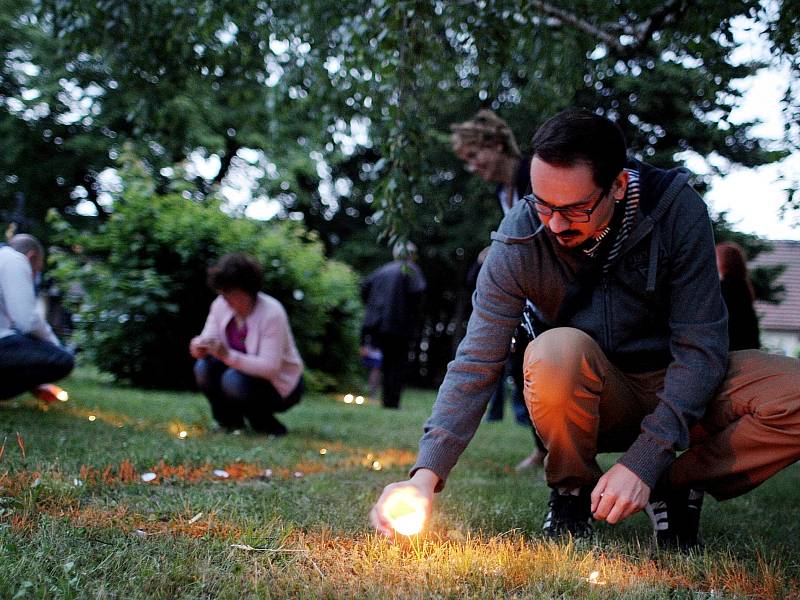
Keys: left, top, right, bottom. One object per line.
{"left": 382, "top": 487, "right": 428, "bottom": 536}
{"left": 88, "top": 415, "right": 96, "bottom": 422}
{"left": 343, "top": 394, "right": 354, "bottom": 404}
{"left": 587, "top": 571, "right": 606, "bottom": 585}
{"left": 178, "top": 430, "right": 188, "bottom": 439}
{"left": 319, "top": 448, "right": 327, "bottom": 455}
{"left": 355, "top": 395, "right": 365, "bottom": 405}
{"left": 56, "top": 389, "right": 69, "bottom": 402}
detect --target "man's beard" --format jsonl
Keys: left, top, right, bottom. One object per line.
{"left": 554, "top": 230, "right": 582, "bottom": 246}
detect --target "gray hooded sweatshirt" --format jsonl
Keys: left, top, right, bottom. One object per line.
{"left": 412, "top": 161, "right": 729, "bottom": 491}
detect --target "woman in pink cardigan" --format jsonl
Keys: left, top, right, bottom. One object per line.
{"left": 189, "top": 253, "right": 304, "bottom": 436}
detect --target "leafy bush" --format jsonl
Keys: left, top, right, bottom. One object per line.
{"left": 48, "top": 158, "right": 362, "bottom": 390}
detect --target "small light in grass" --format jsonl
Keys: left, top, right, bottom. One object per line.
{"left": 33, "top": 384, "right": 69, "bottom": 404}
{"left": 381, "top": 487, "right": 428, "bottom": 536}
{"left": 587, "top": 571, "right": 606, "bottom": 586}
{"left": 178, "top": 430, "right": 188, "bottom": 439}
{"left": 88, "top": 415, "right": 96, "bottom": 422}
{"left": 355, "top": 395, "right": 365, "bottom": 405}
{"left": 372, "top": 460, "right": 382, "bottom": 471}
{"left": 319, "top": 448, "right": 327, "bottom": 455}
{"left": 141, "top": 472, "right": 157, "bottom": 483}
{"left": 343, "top": 394, "right": 354, "bottom": 404}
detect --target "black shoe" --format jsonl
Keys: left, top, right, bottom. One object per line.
{"left": 542, "top": 487, "right": 593, "bottom": 539}
{"left": 646, "top": 487, "right": 704, "bottom": 550}
{"left": 253, "top": 415, "right": 288, "bottom": 437}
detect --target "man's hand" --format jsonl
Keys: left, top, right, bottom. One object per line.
{"left": 189, "top": 336, "right": 209, "bottom": 359}
{"left": 369, "top": 468, "right": 439, "bottom": 538}
{"left": 591, "top": 463, "right": 650, "bottom": 525}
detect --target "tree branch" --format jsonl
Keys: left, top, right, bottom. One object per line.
{"left": 631, "top": 0, "right": 694, "bottom": 47}
{"left": 527, "top": 0, "right": 625, "bottom": 53}
{"left": 526, "top": 0, "right": 696, "bottom": 56}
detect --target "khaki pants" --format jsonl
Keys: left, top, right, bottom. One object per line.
{"left": 523, "top": 327, "right": 800, "bottom": 500}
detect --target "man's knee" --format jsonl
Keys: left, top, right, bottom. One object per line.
{"left": 729, "top": 351, "right": 800, "bottom": 422}
{"left": 523, "top": 327, "right": 600, "bottom": 408}
{"left": 52, "top": 348, "right": 74, "bottom": 380}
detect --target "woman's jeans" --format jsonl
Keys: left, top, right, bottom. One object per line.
{"left": 194, "top": 357, "right": 302, "bottom": 431}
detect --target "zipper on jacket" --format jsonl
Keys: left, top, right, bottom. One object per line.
{"left": 602, "top": 276, "right": 611, "bottom": 350}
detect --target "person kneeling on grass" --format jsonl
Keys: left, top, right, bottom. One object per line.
{"left": 369, "top": 108, "right": 800, "bottom": 550}
{"left": 190, "top": 252, "right": 304, "bottom": 436}
{"left": 0, "top": 234, "right": 74, "bottom": 401}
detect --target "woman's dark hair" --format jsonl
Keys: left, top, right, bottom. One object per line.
{"left": 207, "top": 252, "right": 263, "bottom": 299}
{"left": 716, "top": 242, "right": 755, "bottom": 300}
{"left": 530, "top": 108, "right": 627, "bottom": 191}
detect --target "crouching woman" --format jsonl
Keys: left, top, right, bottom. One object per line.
{"left": 190, "top": 253, "right": 304, "bottom": 435}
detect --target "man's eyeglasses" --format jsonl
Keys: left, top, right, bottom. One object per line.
{"left": 523, "top": 187, "right": 610, "bottom": 224}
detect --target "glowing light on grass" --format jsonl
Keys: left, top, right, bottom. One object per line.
{"left": 371, "top": 460, "right": 382, "bottom": 471}
{"left": 343, "top": 394, "right": 354, "bottom": 404}
{"left": 381, "top": 488, "right": 428, "bottom": 536}
{"left": 178, "top": 430, "right": 188, "bottom": 439}
{"left": 88, "top": 415, "right": 96, "bottom": 422}
{"left": 319, "top": 448, "right": 327, "bottom": 455}
{"left": 355, "top": 395, "right": 365, "bottom": 405}
{"left": 587, "top": 571, "right": 606, "bottom": 586}
{"left": 32, "top": 384, "right": 69, "bottom": 404}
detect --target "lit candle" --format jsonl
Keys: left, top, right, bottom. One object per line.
{"left": 178, "top": 430, "right": 188, "bottom": 439}
{"left": 381, "top": 487, "right": 428, "bottom": 536}
{"left": 355, "top": 395, "right": 365, "bottom": 405}
{"left": 32, "top": 384, "right": 69, "bottom": 404}
{"left": 88, "top": 415, "right": 96, "bottom": 422}
{"left": 343, "top": 394, "right": 354, "bottom": 404}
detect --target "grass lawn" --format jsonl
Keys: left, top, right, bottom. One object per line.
{"left": 1, "top": 369, "right": 799, "bottom": 599}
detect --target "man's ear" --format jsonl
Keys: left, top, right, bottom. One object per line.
{"left": 25, "top": 251, "right": 43, "bottom": 273}
{"left": 611, "top": 170, "right": 629, "bottom": 200}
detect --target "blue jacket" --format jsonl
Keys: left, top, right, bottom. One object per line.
{"left": 413, "top": 161, "right": 729, "bottom": 490}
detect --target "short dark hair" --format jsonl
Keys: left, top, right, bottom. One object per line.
{"left": 530, "top": 108, "right": 627, "bottom": 191}
{"left": 207, "top": 253, "right": 263, "bottom": 299}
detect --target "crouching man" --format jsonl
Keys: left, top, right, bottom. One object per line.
{"left": 370, "top": 108, "right": 800, "bottom": 548}
{"left": 0, "top": 234, "right": 74, "bottom": 400}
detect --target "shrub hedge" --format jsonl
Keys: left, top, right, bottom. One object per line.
{"left": 49, "top": 159, "right": 362, "bottom": 390}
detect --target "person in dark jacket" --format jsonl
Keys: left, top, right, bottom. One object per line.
{"left": 371, "top": 108, "right": 800, "bottom": 549}
{"left": 716, "top": 242, "right": 761, "bottom": 350}
{"left": 360, "top": 242, "right": 426, "bottom": 409}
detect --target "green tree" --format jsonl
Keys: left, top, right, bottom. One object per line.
{"left": 4, "top": 1, "right": 799, "bottom": 385}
